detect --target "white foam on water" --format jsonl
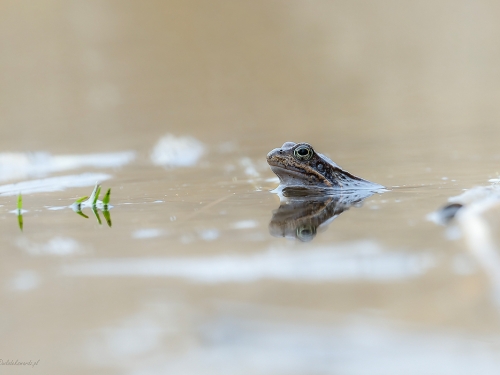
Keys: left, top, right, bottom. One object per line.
{"left": 0, "top": 151, "right": 134, "bottom": 182}
{"left": 0, "top": 173, "right": 112, "bottom": 196}
{"left": 150, "top": 134, "right": 205, "bottom": 168}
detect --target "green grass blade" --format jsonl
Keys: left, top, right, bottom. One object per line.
{"left": 102, "top": 210, "right": 112, "bottom": 227}
{"left": 18, "top": 213, "right": 23, "bottom": 231}
{"left": 17, "top": 193, "right": 23, "bottom": 231}
{"left": 88, "top": 184, "right": 99, "bottom": 205}
{"left": 75, "top": 196, "right": 89, "bottom": 204}
{"left": 92, "top": 207, "right": 102, "bottom": 225}
{"left": 76, "top": 210, "right": 89, "bottom": 219}
{"left": 103, "top": 188, "right": 111, "bottom": 205}
{"left": 92, "top": 185, "right": 102, "bottom": 206}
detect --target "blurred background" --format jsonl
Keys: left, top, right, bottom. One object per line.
{"left": 2, "top": 1, "right": 500, "bottom": 374}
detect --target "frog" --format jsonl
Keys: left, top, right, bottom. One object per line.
{"left": 266, "top": 142, "right": 384, "bottom": 192}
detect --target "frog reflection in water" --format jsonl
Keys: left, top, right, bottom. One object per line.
{"left": 267, "top": 142, "right": 385, "bottom": 241}
{"left": 269, "top": 190, "right": 376, "bottom": 241}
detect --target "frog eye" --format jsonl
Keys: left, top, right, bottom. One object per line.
{"left": 293, "top": 145, "right": 313, "bottom": 161}
{"left": 296, "top": 225, "right": 316, "bottom": 242}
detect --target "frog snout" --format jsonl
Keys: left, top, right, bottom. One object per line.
{"left": 267, "top": 148, "right": 283, "bottom": 162}
{"left": 266, "top": 148, "right": 277, "bottom": 160}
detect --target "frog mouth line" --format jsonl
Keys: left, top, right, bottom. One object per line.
{"left": 268, "top": 165, "right": 309, "bottom": 179}
{"left": 267, "top": 160, "right": 306, "bottom": 174}
{"left": 268, "top": 165, "right": 332, "bottom": 189}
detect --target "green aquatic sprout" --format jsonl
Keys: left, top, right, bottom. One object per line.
{"left": 92, "top": 185, "right": 101, "bottom": 206}
{"left": 91, "top": 207, "right": 102, "bottom": 225}
{"left": 71, "top": 184, "right": 112, "bottom": 227}
{"left": 102, "top": 209, "right": 112, "bottom": 227}
{"left": 102, "top": 188, "right": 112, "bottom": 227}
{"left": 103, "top": 188, "right": 111, "bottom": 206}
{"left": 17, "top": 193, "right": 23, "bottom": 231}
{"left": 75, "top": 210, "right": 89, "bottom": 219}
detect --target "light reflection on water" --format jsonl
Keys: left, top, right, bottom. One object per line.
{"left": 191, "top": 316, "right": 500, "bottom": 375}
{"left": 17, "top": 236, "right": 83, "bottom": 256}
{"left": 62, "top": 242, "right": 435, "bottom": 282}
{"left": 83, "top": 301, "right": 500, "bottom": 375}
{"left": 150, "top": 134, "right": 205, "bottom": 168}
{"left": 0, "top": 151, "right": 135, "bottom": 195}
{"left": 0, "top": 151, "right": 134, "bottom": 182}
{"left": 0, "top": 173, "right": 111, "bottom": 196}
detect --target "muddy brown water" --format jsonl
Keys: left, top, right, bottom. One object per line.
{"left": 2, "top": 1, "right": 500, "bottom": 374}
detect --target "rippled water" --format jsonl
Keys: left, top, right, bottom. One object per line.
{"left": 3, "top": 1, "right": 500, "bottom": 374}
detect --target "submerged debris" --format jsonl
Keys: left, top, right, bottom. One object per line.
{"left": 432, "top": 203, "right": 464, "bottom": 224}
{"left": 429, "top": 183, "right": 500, "bottom": 225}
{"left": 430, "top": 181, "right": 500, "bottom": 306}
